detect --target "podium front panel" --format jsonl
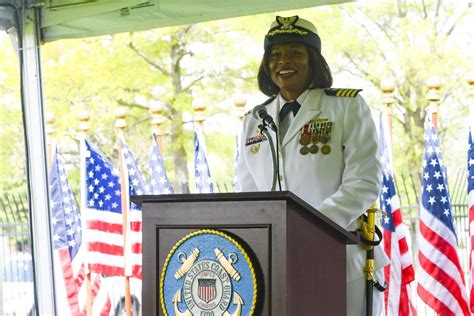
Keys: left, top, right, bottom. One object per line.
{"left": 142, "top": 200, "right": 286, "bottom": 316}
{"left": 139, "top": 194, "right": 349, "bottom": 316}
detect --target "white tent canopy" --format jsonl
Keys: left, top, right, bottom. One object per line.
{"left": 40, "top": 0, "right": 350, "bottom": 41}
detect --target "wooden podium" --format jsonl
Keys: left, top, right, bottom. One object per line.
{"left": 133, "top": 191, "right": 358, "bottom": 316}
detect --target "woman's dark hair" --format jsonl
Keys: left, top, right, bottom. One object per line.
{"left": 257, "top": 44, "right": 333, "bottom": 97}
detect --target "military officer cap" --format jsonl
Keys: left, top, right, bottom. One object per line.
{"left": 264, "top": 16, "right": 321, "bottom": 53}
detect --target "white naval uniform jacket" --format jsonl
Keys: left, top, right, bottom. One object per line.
{"left": 236, "top": 88, "right": 389, "bottom": 283}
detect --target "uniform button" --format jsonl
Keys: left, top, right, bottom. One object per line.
{"left": 279, "top": 175, "right": 284, "bottom": 181}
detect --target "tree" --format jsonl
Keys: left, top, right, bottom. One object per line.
{"left": 0, "top": 34, "right": 24, "bottom": 191}
{"left": 41, "top": 18, "right": 261, "bottom": 191}
{"left": 303, "top": 0, "right": 472, "bottom": 173}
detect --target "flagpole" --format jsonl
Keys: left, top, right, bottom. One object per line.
{"left": 427, "top": 76, "right": 441, "bottom": 129}
{"left": 468, "top": 72, "right": 474, "bottom": 313}
{"left": 233, "top": 93, "right": 247, "bottom": 144}
{"left": 150, "top": 102, "right": 165, "bottom": 154}
{"left": 45, "top": 111, "right": 55, "bottom": 168}
{"left": 380, "top": 79, "right": 395, "bottom": 135}
{"left": 233, "top": 93, "right": 247, "bottom": 124}
{"left": 193, "top": 98, "right": 206, "bottom": 132}
{"left": 232, "top": 93, "right": 247, "bottom": 192}
{"left": 115, "top": 107, "right": 132, "bottom": 316}
{"left": 468, "top": 74, "right": 474, "bottom": 128}
{"left": 78, "top": 109, "right": 93, "bottom": 316}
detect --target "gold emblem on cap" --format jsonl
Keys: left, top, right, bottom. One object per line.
{"left": 250, "top": 144, "right": 260, "bottom": 154}
{"left": 268, "top": 16, "right": 308, "bottom": 37}
{"left": 276, "top": 16, "right": 299, "bottom": 29}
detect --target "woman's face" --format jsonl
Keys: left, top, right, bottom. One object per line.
{"left": 268, "top": 42, "right": 311, "bottom": 100}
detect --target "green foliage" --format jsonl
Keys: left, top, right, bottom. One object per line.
{"left": 35, "top": 18, "right": 264, "bottom": 192}
{"left": 300, "top": 0, "right": 472, "bottom": 175}
{"left": 0, "top": 34, "right": 25, "bottom": 191}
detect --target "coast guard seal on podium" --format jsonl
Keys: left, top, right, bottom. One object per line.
{"left": 160, "top": 229, "right": 258, "bottom": 316}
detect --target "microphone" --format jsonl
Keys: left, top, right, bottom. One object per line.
{"left": 252, "top": 105, "right": 277, "bottom": 132}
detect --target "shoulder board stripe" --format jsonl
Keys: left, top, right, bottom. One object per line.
{"left": 325, "top": 88, "right": 362, "bottom": 98}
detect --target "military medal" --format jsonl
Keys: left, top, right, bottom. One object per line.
{"left": 320, "top": 133, "right": 329, "bottom": 144}
{"left": 299, "top": 125, "right": 311, "bottom": 155}
{"left": 299, "top": 120, "right": 333, "bottom": 155}
{"left": 321, "top": 144, "right": 331, "bottom": 154}
{"left": 320, "top": 122, "right": 332, "bottom": 154}
{"left": 300, "top": 146, "right": 309, "bottom": 155}
{"left": 299, "top": 135, "right": 310, "bottom": 146}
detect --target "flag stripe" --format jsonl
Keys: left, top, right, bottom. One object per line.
{"left": 379, "top": 111, "right": 416, "bottom": 316}
{"left": 88, "top": 242, "right": 123, "bottom": 255}
{"left": 418, "top": 116, "right": 469, "bottom": 316}
{"left": 83, "top": 139, "right": 125, "bottom": 277}
{"left": 58, "top": 248, "right": 82, "bottom": 314}
{"left": 85, "top": 220, "right": 123, "bottom": 234}
{"left": 89, "top": 263, "right": 125, "bottom": 276}
{"left": 468, "top": 128, "right": 474, "bottom": 312}
{"left": 418, "top": 282, "right": 456, "bottom": 316}
{"left": 83, "top": 228, "right": 123, "bottom": 246}
{"left": 120, "top": 140, "right": 146, "bottom": 279}
{"left": 419, "top": 219, "right": 465, "bottom": 282}
{"left": 51, "top": 147, "right": 111, "bottom": 315}
{"left": 419, "top": 251, "right": 469, "bottom": 313}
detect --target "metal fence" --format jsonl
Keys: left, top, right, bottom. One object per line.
{"left": 0, "top": 192, "right": 35, "bottom": 316}
{"left": 0, "top": 169, "right": 471, "bottom": 315}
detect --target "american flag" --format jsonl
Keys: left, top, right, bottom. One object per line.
{"left": 120, "top": 140, "right": 147, "bottom": 279}
{"left": 468, "top": 128, "right": 474, "bottom": 312}
{"left": 149, "top": 135, "right": 173, "bottom": 194}
{"left": 82, "top": 139, "right": 125, "bottom": 276}
{"left": 194, "top": 129, "right": 214, "bottom": 193}
{"left": 50, "top": 147, "right": 111, "bottom": 315}
{"left": 417, "top": 116, "right": 469, "bottom": 315}
{"left": 378, "top": 112, "right": 416, "bottom": 315}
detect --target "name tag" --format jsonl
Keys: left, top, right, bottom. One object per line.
{"left": 245, "top": 133, "right": 267, "bottom": 146}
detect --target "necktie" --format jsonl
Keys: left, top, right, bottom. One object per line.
{"left": 279, "top": 100, "right": 301, "bottom": 121}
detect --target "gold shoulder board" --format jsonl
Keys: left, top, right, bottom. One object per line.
{"left": 325, "top": 88, "right": 362, "bottom": 97}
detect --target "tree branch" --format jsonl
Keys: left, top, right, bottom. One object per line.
{"left": 127, "top": 34, "right": 170, "bottom": 77}
{"left": 421, "top": 0, "right": 428, "bottom": 19}
{"left": 443, "top": 7, "right": 468, "bottom": 36}
{"left": 342, "top": 8, "right": 400, "bottom": 82}
{"left": 435, "top": 0, "right": 441, "bottom": 18}
{"left": 115, "top": 98, "right": 149, "bottom": 110}
{"left": 353, "top": 7, "right": 396, "bottom": 45}
{"left": 183, "top": 75, "right": 206, "bottom": 92}
{"left": 396, "top": 0, "right": 407, "bottom": 18}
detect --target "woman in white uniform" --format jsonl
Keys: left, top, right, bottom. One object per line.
{"left": 236, "top": 16, "right": 388, "bottom": 315}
